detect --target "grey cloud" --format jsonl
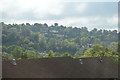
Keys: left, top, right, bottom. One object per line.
{"left": 1, "top": 2, "right": 118, "bottom": 30}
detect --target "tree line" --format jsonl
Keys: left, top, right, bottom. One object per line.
{"left": 1, "top": 22, "right": 119, "bottom": 62}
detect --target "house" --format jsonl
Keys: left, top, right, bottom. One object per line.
{"left": 50, "top": 30, "right": 58, "bottom": 33}
{"left": 2, "top": 56, "right": 118, "bottom": 78}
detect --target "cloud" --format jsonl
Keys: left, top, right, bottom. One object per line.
{"left": 1, "top": 0, "right": 64, "bottom": 20}
{"left": 7, "top": 15, "right": 117, "bottom": 30}
{"left": 75, "top": 3, "right": 88, "bottom": 13}
{"left": 0, "top": 1, "right": 118, "bottom": 30}
{"left": 64, "top": 0, "right": 119, "bottom": 2}
{"left": 57, "top": 16, "right": 118, "bottom": 30}
{"left": 107, "top": 14, "right": 118, "bottom": 25}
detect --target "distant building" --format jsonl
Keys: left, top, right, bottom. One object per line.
{"left": 82, "top": 44, "right": 92, "bottom": 49}
{"left": 53, "top": 34, "right": 64, "bottom": 38}
{"left": 50, "top": 30, "right": 58, "bottom": 33}
{"left": 38, "top": 51, "right": 46, "bottom": 54}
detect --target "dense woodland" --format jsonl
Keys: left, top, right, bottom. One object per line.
{"left": 1, "top": 22, "right": 119, "bottom": 62}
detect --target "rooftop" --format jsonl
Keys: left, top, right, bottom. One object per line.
{"left": 2, "top": 56, "right": 118, "bottom": 78}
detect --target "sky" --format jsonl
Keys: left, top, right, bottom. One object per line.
{"left": 0, "top": 0, "right": 119, "bottom": 30}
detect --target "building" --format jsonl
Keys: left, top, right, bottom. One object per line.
{"left": 2, "top": 57, "right": 118, "bottom": 78}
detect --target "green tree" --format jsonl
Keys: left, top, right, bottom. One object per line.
{"left": 54, "top": 23, "right": 58, "bottom": 26}
{"left": 108, "top": 42, "right": 118, "bottom": 54}
{"left": 83, "top": 44, "right": 111, "bottom": 57}
{"left": 47, "top": 50, "right": 55, "bottom": 57}
{"left": 61, "top": 52, "right": 70, "bottom": 57}
{"left": 23, "top": 50, "right": 40, "bottom": 59}
{"left": 12, "top": 46, "right": 23, "bottom": 59}
{"left": 2, "top": 52, "right": 14, "bottom": 60}
{"left": 74, "top": 48, "right": 84, "bottom": 58}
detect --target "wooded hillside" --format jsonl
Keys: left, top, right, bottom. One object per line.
{"left": 1, "top": 22, "right": 119, "bottom": 61}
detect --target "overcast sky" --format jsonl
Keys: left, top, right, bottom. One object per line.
{"left": 0, "top": 0, "right": 119, "bottom": 30}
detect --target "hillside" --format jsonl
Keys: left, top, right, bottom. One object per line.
{"left": 1, "top": 22, "right": 119, "bottom": 60}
